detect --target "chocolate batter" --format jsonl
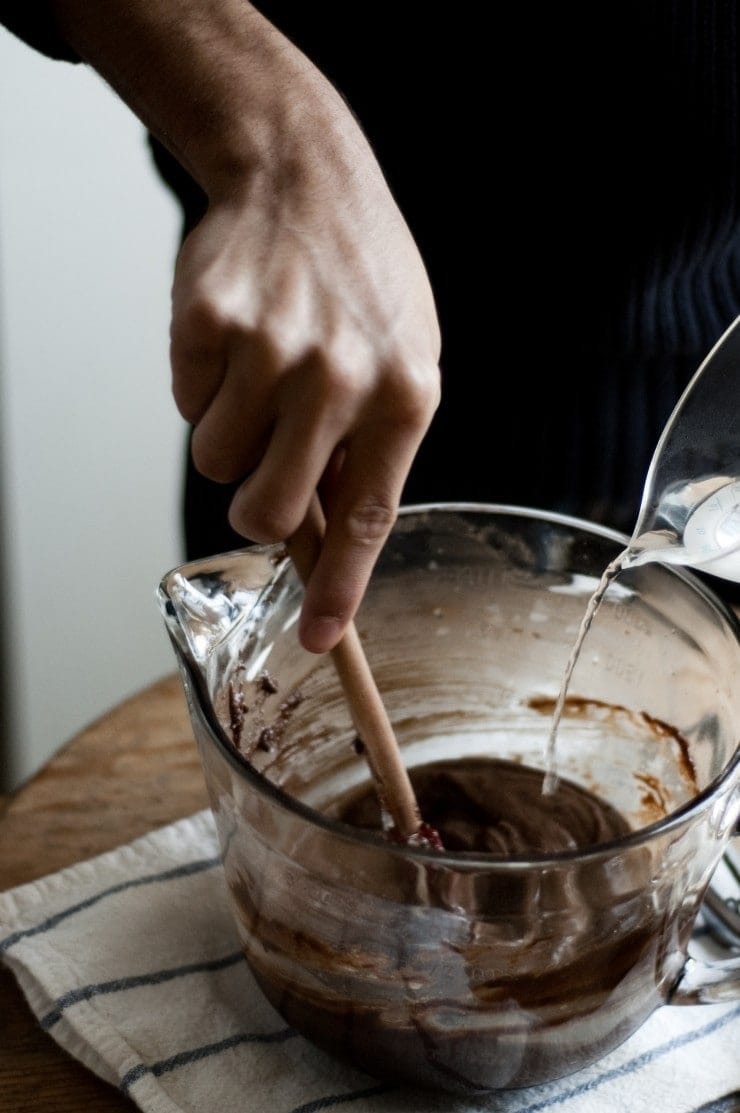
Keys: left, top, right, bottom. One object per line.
{"left": 228, "top": 756, "right": 685, "bottom": 1093}
{"left": 335, "top": 756, "right": 632, "bottom": 854}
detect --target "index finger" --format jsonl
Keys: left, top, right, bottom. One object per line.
{"left": 297, "top": 393, "right": 437, "bottom": 652}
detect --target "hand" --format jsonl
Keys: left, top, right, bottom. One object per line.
{"left": 50, "top": 0, "right": 441, "bottom": 652}
{"left": 169, "top": 95, "right": 441, "bottom": 653}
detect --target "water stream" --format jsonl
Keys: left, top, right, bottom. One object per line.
{"left": 542, "top": 547, "right": 630, "bottom": 794}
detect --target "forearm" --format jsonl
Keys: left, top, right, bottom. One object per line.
{"left": 49, "top": 0, "right": 359, "bottom": 199}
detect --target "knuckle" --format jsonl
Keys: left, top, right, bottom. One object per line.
{"left": 180, "top": 289, "right": 235, "bottom": 341}
{"left": 312, "top": 350, "right": 365, "bottom": 406}
{"left": 171, "top": 376, "right": 194, "bottom": 421}
{"left": 170, "top": 303, "right": 229, "bottom": 385}
{"left": 172, "top": 389, "right": 201, "bottom": 426}
{"left": 380, "top": 356, "right": 442, "bottom": 428}
{"left": 176, "top": 284, "right": 267, "bottom": 359}
{"left": 190, "top": 430, "right": 239, "bottom": 484}
{"left": 234, "top": 502, "right": 298, "bottom": 545}
{"left": 256, "top": 311, "right": 305, "bottom": 367}
{"left": 344, "top": 499, "right": 396, "bottom": 545}
{"left": 170, "top": 370, "right": 217, "bottom": 426}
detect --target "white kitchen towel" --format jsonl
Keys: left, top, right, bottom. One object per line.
{"left": 0, "top": 808, "right": 738, "bottom": 1113}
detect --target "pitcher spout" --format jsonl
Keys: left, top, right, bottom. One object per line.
{"left": 156, "top": 544, "right": 291, "bottom": 680}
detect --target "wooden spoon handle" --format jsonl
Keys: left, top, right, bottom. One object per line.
{"left": 286, "top": 498, "right": 422, "bottom": 839}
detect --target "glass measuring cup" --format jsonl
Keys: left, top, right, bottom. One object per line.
{"left": 624, "top": 314, "right": 740, "bottom": 579}
{"left": 158, "top": 505, "right": 740, "bottom": 1093}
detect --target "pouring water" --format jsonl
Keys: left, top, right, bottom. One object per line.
{"left": 544, "top": 314, "right": 740, "bottom": 793}
{"left": 624, "top": 312, "right": 740, "bottom": 577}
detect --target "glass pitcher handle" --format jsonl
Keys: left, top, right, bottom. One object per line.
{"left": 670, "top": 839, "right": 740, "bottom": 1005}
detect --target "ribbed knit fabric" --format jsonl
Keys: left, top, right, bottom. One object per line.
{"left": 615, "top": 1, "right": 740, "bottom": 359}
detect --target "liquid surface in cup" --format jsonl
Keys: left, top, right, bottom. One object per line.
{"left": 334, "top": 756, "right": 631, "bottom": 854}
{"left": 228, "top": 663, "right": 699, "bottom": 838}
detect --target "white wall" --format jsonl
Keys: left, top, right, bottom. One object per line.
{"left": 0, "top": 29, "right": 186, "bottom": 789}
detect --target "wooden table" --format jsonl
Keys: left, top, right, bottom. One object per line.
{"left": 0, "top": 674, "right": 209, "bottom": 1112}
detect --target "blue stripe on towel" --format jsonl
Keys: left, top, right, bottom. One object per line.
{"left": 288, "top": 1085, "right": 397, "bottom": 1112}
{"left": 690, "top": 1093, "right": 740, "bottom": 1113}
{"left": 120, "top": 1027, "right": 297, "bottom": 1093}
{"left": 283, "top": 1004, "right": 740, "bottom": 1113}
{"left": 0, "top": 854, "right": 222, "bottom": 954}
{"left": 517, "top": 1003, "right": 740, "bottom": 1113}
{"left": 40, "top": 949, "right": 245, "bottom": 1029}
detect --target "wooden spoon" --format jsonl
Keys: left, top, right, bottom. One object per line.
{"left": 286, "top": 497, "right": 440, "bottom": 847}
